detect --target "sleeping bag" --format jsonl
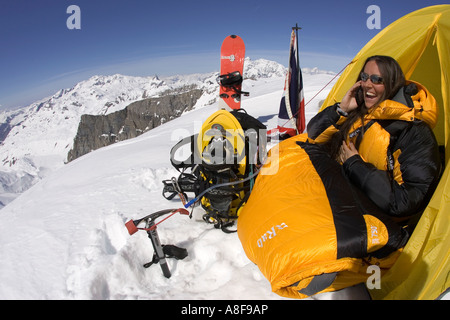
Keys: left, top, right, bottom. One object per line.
{"left": 237, "top": 134, "right": 409, "bottom": 299}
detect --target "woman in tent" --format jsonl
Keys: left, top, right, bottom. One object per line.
{"left": 308, "top": 55, "right": 441, "bottom": 222}
{"left": 237, "top": 55, "right": 442, "bottom": 299}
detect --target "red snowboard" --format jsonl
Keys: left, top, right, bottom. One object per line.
{"left": 218, "top": 35, "right": 248, "bottom": 110}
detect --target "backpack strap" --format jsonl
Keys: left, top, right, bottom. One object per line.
{"left": 169, "top": 134, "right": 199, "bottom": 172}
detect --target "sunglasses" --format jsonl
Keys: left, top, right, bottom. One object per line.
{"left": 360, "top": 72, "right": 384, "bottom": 84}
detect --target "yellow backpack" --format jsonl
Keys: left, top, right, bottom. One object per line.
{"left": 163, "top": 109, "right": 266, "bottom": 232}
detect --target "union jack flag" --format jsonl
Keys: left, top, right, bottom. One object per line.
{"left": 268, "top": 29, "right": 305, "bottom": 139}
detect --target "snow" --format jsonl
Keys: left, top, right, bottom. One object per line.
{"left": 1, "top": 61, "right": 445, "bottom": 301}
{"left": 0, "top": 58, "right": 284, "bottom": 209}
{"left": 0, "top": 63, "right": 339, "bottom": 300}
{"left": 0, "top": 72, "right": 216, "bottom": 208}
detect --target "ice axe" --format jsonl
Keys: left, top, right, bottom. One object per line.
{"left": 125, "top": 208, "right": 189, "bottom": 278}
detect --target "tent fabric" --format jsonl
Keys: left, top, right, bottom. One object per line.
{"left": 320, "top": 5, "right": 450, "bottom": 300}
{"left": 370, "top": 165, "right": 450, "bottom": 300}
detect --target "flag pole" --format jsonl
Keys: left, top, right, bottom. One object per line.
{"left": 293, "top": 23, "right": 303, "bottom": 133}
{"left": 293, "top": 23, "right": 301, "bottom": 92}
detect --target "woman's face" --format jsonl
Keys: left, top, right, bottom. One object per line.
{"left": 361, "top": 60, "right": 385, "bottom": 109}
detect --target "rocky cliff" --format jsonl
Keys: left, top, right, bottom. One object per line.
{"left": 67, "top": 89, "right": 203, "bottom": 162}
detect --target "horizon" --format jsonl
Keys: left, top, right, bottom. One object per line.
{"left": 1, "top": 0, "right": 449, "bottom": 111}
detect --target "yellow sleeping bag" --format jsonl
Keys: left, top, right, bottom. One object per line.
{"left": 237, "top": 134, "right": 408, "bottom": 299}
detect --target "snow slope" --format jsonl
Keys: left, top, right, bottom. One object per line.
{"left": 0, "top": 69, "right": 338, "bottom": 300}
{"left": 0, "top": 58, "right": 285, "bottom": 208}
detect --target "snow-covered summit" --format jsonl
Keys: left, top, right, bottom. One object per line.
{"left": 243, "top": 57, "right": 287, "bottom": 79}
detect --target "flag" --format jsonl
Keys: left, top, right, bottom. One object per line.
{"left": 268, "top": 29, "right": 305, "bottom": 140}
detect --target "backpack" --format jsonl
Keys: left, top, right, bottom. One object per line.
{"left": 162, "top": 109, "right": 266, "bottom": 232}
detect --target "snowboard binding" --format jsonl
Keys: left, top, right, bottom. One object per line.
{"left": 217, "top": 71, "right": 249, "bottom": 100}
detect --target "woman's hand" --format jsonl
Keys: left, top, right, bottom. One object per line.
{"left": 339, "top": 141, "right": 359, "bottom": 163}
{"left": 340, "top": 81, "right": 362, "bottom": 112}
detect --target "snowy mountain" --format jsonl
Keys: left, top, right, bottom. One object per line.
{"left": 0, "top": 58, "right": 286, "bottom": 208}
{"left": 0, "top": 62, "right": 341, "bottom": 300}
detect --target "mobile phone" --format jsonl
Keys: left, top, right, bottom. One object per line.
{"left": 355, "top": 86, "right": 364, "bottom": 106}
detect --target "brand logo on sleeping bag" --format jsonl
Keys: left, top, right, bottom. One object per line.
{"left": 257, "top": 223, "right": 288, "bottom": 248}
{"left": 370, "top": 225, "right": 380, "bottom": 244}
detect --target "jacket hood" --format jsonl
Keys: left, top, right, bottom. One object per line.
{"left": 368, "top": 81, "right": 438, "bottom": 128}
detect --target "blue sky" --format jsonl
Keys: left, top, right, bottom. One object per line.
{"left": 1, "top": 0, "right": 449, "bottom": 110}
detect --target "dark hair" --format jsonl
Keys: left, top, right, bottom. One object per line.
{"left": 356, "top": 55, "right": 405, "bottom": 102}
{"left": 325, "top": 55, "right": 406, "bottom": 161}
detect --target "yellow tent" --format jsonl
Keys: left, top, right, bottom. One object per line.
{"left": 320, "top": 5, "right": 450, "bottom": 300}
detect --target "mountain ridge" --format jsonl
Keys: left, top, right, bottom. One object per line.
{"left": 0, "top": 58, "right": 335, "bottom": 208}
{"left": 0, "top": 58, "right": 292, "bottom": 207}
